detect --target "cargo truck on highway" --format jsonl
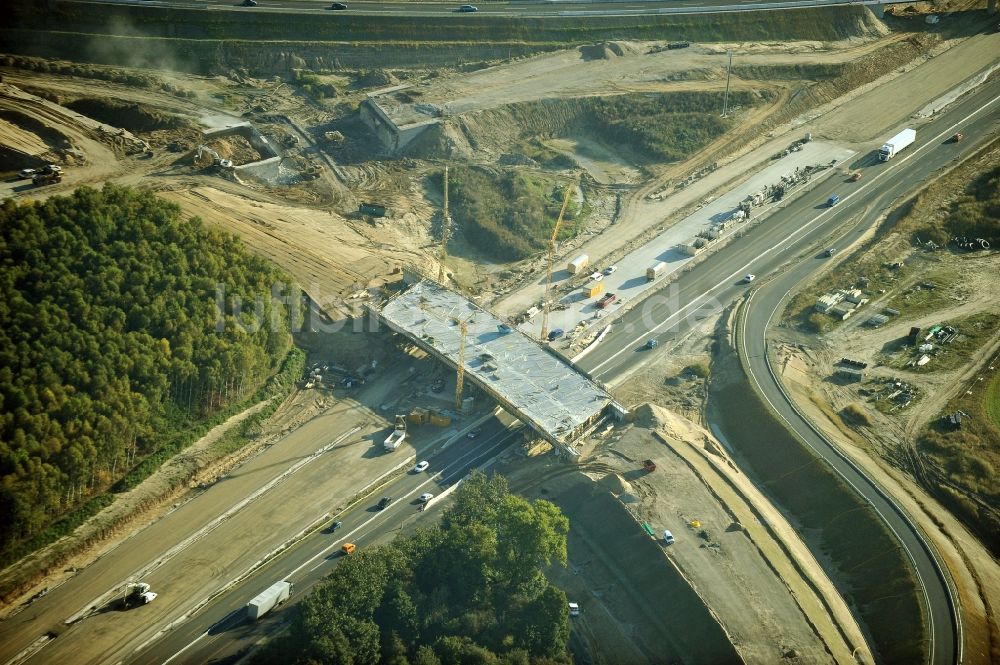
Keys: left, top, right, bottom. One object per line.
{"left": 646, "top": 262, "right": 667, "bottom": 281}
{"left": 384, "top": 414, "right": 407, "bottom": 451}
{"left": 878, "top": 128, "right": 916, "bottom": 161}
{"left": 247, "top": 581, "right": 292, "bottom": 620}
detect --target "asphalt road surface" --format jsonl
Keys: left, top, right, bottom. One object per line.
{"left": 127, "top": 417, "right": 523, "bottom": 665}
{"left": 578, "top": 80, "right": 1000, "bottom": 665}
{"left": 76, "top": 0, "right": 876, "bottom": 18}
{"left": 578, "top": 80, "right": 1000, "bottom": 390}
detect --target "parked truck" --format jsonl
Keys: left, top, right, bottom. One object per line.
{"left": 646, "top": 262, "right": 667, "bottom": 281}
{"left": 596, "top": 292, "right": 617, "bottom": 309}
{"left": 247, "top": 581, "right": 293, "bottom": 620}
{"left": 384, "top": 414, "right": 407, "bottom": 452}
{"left": 878, "top": 128, "right": 916, "bottom": 161}
{"left": 567, "top": 254, "right": 589, "bottom": 274}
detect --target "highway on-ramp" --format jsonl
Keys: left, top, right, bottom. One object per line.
{"left": 577, "top": 80, "right": 1000, "bottom": 665}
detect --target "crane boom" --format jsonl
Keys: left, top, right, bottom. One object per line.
{"left": 540, "top": 184, "right": 574, "bottom": 342}
{"left": 438, "top": 166, "right": 450, "bottom": 283}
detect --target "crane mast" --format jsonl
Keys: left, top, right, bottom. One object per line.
{"left": 540, "top": 184, "right": 574, "bottom": 342}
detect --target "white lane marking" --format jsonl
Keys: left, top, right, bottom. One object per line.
{"left": 588, "top": 93, "right": 1000, "bottom": 376}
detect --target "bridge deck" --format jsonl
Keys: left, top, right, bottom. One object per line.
{"left": 376, "top": 281, "right": 612, "bottom": 445}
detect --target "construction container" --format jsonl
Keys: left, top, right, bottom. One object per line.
{"left": 568, "top": 254, "right": 589, "bottom": 274}
{"left": 429, "top": 411, "right": 452, "bottom": 427}
{"left": 408, "top": 408, "right": 428, "bottom": 425}
{"left": 583, "top": 281, "right": 605, "bottom": 298}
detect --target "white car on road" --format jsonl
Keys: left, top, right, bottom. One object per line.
{"left": 413, "top": 461, "right": 429, "bottom": 473}
{"left": 743, "top": 274, "right": 756, "bottom": 283}
{"left": 588, "top": 271, "right": 604, "bottom": 282}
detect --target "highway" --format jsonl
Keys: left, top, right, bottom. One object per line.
{"left": 578, "top": 80, "right": 1000, "bottom": 387}
{"left": 127, "top": 417, "right": 523, "bottom": 665}
{"left": 77, "top": 0, "right": 881, "bottom": 18}
{"left": 575, "top": 80, "right": 1000, "bottom": 665}
{"left": 120, "top": 81, "right": 1000, "bottom": 665}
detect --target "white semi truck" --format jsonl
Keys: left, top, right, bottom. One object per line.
{"left": 878, "top": 128, "right": 916, "bottom": 161}
{"left": 247, "top": 581, "right": 293, "bottom": 620}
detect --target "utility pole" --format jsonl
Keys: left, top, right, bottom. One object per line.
{"left": 454, "top": 318, "right": 468, "bottom": 412}
{"left": 722, "top": 50, "right": 733, "bottom": 118}
{"left": 438, "top": 166, "right": 450, "bottom": 283}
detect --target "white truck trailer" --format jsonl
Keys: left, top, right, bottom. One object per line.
{"left": 567, "top": 254, "right": 589, "bottom": 274}
{"left": 878, "top": 128, "right": 916, "bottom": 161}
{"left": 383, "top": 414, "right": 407, "bottom": 452}
{"left": 646, "top": 262, "right": 667, "bottom": 281}
{"left": 247, "top": 581, "right": 293, "bottom": 620}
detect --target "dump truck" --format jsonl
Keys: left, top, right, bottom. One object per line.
{"left": 646, "top": 262, "right": 667, "bottom": 281}
{"left": 247, "top": 581, "right": 292, "bottom": 620}
{"left": 878, "top": 128, "right": 916, "bottom": 161}
{"left": 596, "top": 292, "right": 617, "bottom": 309}
{"left": 384, "top": 414, "right": 407, "bottom": 451}
{"left": 567, "top": 254, "right": 589, "bottom": 274}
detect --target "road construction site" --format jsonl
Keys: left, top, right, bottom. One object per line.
{"left": 1, "top": 4, "right": 999, "bottom": 664}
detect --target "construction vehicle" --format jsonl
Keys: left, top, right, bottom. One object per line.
{"left": 32, "top": 166, "right": 62, "bottom": 186}
{"left": 383, "top": 415, "right": 407, "bottom": 451}
{"left": 123, "top": 582, "right": 157, "bottom": 608}
{"left": 646, "top": 262, "right": 667, "bottom": 281}
{"left": 341, "top": 543, "right": 356, "bottom": 555}
{"left": 540, "top": 186, "right": 575, "bottom": 342}
{"left": 247, "top": 581, "right": 292, "bottom": 620}
{"left": 877, "top": 128, "right": 916, "bottom": 161}
{"left": 567, "top": 254, "right": 589, "bottom": 274}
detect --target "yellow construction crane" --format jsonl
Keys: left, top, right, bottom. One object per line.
{"left": 540, "top": 184, "right": 574, "bottom": 343}
{"left": 437, "top": 166, "right": 450, "bottom": 284}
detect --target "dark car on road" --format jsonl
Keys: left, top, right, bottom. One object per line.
{"left": 377, "top": 496, "right": 392, "bottom": 510}
{"left": 457, "top": 4, "right": 478, "bottom": 11}
{"left": 330, "top": 2, "right": 347, "bottom": 8}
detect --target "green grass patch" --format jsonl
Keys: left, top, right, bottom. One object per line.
{"left": 884, "top": 266, "right": 963, "bottom": 319}
{"left": 914, "top": 164, "right": 1000, "bottom": 247}
{"left": 433, "top": 167, "right": 582, "bottom": 262}
{"left": 918, "top": 360, "right": 1000, "bottom": 553}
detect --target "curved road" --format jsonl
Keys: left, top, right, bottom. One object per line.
{"left": 578, "top": 81, "right": 1000, "bottom": 664}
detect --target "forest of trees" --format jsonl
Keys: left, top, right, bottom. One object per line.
{"left": 0, "top": 184, "right": 296, "bottom": 560}
{"left": 257, "top": 472, "right": 573, "bottom": 665}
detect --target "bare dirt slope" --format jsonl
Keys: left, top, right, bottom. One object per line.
{"left": 507, "top": 402, "right": 872, "bottom": 665}
{"left": 161, "top": 186, "right": 435, "bottom": 303}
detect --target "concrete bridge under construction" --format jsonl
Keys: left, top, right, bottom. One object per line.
{"left": 372, "top": 280, "right": 622, "bottom": 451}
